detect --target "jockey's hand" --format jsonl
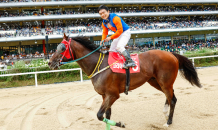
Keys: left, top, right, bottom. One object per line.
{"left": 104, "top": 37, "right": 111, "bottom": 42}
{"left": 100, "top": 41, "right": 104, "bottom": 46}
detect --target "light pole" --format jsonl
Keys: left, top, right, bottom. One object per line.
{"left": 45, "top": 34, "right": 49, "bottom": 59}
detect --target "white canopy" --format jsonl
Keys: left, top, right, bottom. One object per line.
{"left": 69, "top": 26, "right": 87, "bottom": 30}
{"left": 0, "top": 30, "right": 16, "bottom": 34}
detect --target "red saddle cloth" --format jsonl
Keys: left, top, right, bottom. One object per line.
{"left": 108, "top": 52, "right": 140, "bottom": 73}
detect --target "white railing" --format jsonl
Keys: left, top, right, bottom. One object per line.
{"left": 0, "top": 68, "right": 83, "bottom": 87}
{"left": 188, "top": 55, "right": 218, "bottom": 66}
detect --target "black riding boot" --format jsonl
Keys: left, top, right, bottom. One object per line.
{"left": 121, "top": 50, "right": 136, "bottom": 69}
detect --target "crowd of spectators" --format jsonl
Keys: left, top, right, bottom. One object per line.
{"left": 1, "top": 19, "right": 218, "bottom": 38}
{"left": 0, "top": 50, "right": 55, "bottom": 63}
{"left": 127, "top": 19, "right": 218, "bottom": 30}
{"left": 137, "top": 39, "right": 218, "bottom": 54}
{"left": 0, "top": 23, "right": 66, "bottom": 37}
{"left": 0, "top": 6, "right": 218, "bottom": 18}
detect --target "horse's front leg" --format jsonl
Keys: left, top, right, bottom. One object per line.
{"left": 105, "top": 108, "right": 111, "bottom": 119}
{"left": 97, "top": 94, "right": 125, "bottom": 128}
{"left": 105, "top": 103, "right": 112, "bottom": 129}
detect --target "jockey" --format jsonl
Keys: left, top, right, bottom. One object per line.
{"left": 98, "top": 5, "right": 136, "bottom": 69}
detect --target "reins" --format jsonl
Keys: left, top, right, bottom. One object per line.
{"left": 60, "top": 43, "right": 103, "bottom": 65}
{"left": 59, "top": 39, "right": 119, "bottom": 78}
{"left": 88, "top": 59, "right": 119, "bottom": 78}
{"left": 88, "top": 53, "right": 119, "bottom": 78}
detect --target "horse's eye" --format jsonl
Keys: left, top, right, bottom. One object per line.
{"left": 57, "top": 43, "right": 66, "bottom": 53}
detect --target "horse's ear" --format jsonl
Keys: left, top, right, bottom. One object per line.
{"left": 63, "top": 33, "right": 68, "bottom": 40}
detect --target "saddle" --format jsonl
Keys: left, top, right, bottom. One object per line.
{"left": 108, "top": 52, "right": 140, "bottom": 95}
{"left": 108, "top": 52, "right": 140, "bottom": 73}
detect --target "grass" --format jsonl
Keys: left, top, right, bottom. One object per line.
{"left": 194, "top": 58, "right": 218, "bottom": 67}
{"left": 184, "top": 48, "right": 218, "bottom": 57}
{"left": 195, "top": 62, "right": 218, "bottom": 67}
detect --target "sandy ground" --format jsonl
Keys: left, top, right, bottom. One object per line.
{"left": 0, "top": 67, "right": 218, "bottom": 130}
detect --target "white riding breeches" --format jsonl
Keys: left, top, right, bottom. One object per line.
{"left": 109, "top": 29, "right": 131, "bottom": 53}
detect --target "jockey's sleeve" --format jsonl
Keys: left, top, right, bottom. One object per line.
{"left": 110, "top": 16, "right": 123, "bottom": 39}
{"left": 101, "top": 22, "right": 108, "bottom": 41}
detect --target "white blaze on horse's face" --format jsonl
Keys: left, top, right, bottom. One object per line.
{"left": 99, "top": 9, "right": 110, "bottom": 20}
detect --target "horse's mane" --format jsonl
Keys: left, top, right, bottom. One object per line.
{"left": 72, "top": 36, "right": 101, "bottom": 53}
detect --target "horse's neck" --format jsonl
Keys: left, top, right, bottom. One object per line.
{"left": 76, "top": 50, "right": 102, "bottom": 76}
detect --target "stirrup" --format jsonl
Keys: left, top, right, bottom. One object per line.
{"left": 123, "top": 62, "right": 136, "bottom": 69}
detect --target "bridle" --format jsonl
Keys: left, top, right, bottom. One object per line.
{"left": 56, "top": 39, "right": 116, "bottom": 79}
{"left": 58, "top": 38, "right": 103, "bottom": 65}
{"left": 59, "top": 38, "right": 74, "bottom": 63}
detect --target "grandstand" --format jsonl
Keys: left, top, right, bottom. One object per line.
{"left": 1, "top": 0, "right": 218, "bottom": 58}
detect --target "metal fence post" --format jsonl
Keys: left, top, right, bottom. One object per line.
{"left": 192, "top": 58, "right": 195, "bottom": 66}
{"left": 80, "top": 68, "right": 83, "bottom": 82}
{"left": 35, "top": 73, "right": 38, "bottom": 87}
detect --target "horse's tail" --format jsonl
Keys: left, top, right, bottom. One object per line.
{"left": 172, "top": 53, "right": 202, "bottom": 88}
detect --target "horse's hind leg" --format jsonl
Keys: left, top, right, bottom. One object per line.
{"left": 166, "top": 92, "right": 177, "bottom": 126}
{"left": 154, "top": 74, "right": 177, "bottom": 126}
{"left": 162, "top": 86, "right": 177, "bottom": 127}
{"left": 147, "top": 78, "right": 169, "bottom": 120}
{"left": 163, "top": 99, "right": 169, "bottom": 120}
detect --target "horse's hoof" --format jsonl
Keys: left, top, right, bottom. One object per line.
{"left": 118, "top": 121, "right": 125, "bottom": 128}
{"left": 121, "top": 122, "right": 125, "bottom": 128}
{"left": 163, "top": 123, "right": 169, "bottom": 127}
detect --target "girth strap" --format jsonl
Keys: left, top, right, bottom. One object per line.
{"left": 124, "top": 68, "right": 130, "bottom": 95}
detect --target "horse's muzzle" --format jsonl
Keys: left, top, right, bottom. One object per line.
{"left": 48, "top": 61, "right": 59, "bottom": 70}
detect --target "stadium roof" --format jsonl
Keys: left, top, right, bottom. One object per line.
{"left": 1, "top": 0, "right": 218, "bottom": 8}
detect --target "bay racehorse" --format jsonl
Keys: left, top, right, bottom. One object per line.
{"left": 48, "top": 34, "right": 202, "bottom": 128}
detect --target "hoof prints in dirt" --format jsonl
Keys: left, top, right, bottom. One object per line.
{"left": 192, "top": 112, "right": 216, "bottom": 119}
{"left": 154, "top": 93, "right": 162, "bottom": 96}
{"left": 204, "top": 88, "right": 211, "bottom": 90}
{"left": 197, "top": 113, "right": 215, "bottom": 118}
{"left": 76, "top": 117, "right": 84, "bottom": 121}
{"left": 185, "top": 92, "right": 192, "bottom": 95}
{"left": 208, "top": 85, "right": 215, "bottom": 87}
{"left": 149, "top": 124, "right": 166, "bottom": 130}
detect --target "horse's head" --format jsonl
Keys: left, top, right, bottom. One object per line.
{"left": 48, "top": 33, "right": 72, "bottom": 70}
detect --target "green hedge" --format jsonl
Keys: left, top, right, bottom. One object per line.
{"left": 192, "top": 57, "right": 218, "bottom": 67}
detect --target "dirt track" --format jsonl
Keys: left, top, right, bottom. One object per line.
{"left": 0, "top": 67, "right": 218, "bottom": 130}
